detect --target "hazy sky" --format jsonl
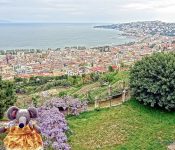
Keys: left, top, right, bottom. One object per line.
{"left": 0, "top": 0, "right": 175, "bottom": 23}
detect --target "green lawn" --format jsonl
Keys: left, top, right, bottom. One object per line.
{"left": 67, "top": 99, "right": 175, "bottom": 150}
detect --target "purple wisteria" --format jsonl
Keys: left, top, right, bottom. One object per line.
{"left": 44, "top": 96, "right": 88, "bottom": 116}
{"left": 37, "top": 107, "right": 70, "bottom": 150}
{"left": 37, "top": 96, "right": 88, "bottom": 150}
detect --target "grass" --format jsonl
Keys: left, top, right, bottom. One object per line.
{"left": 67, "top": 99, "right": 175, "bottom": 150}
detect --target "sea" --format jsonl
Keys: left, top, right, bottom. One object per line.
{"left": 0, "top": 23, "right": 135, "bottom": 50}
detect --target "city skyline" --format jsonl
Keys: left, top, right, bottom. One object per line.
{"left": 0, "top": 0, "right": 175, "bottom": 23}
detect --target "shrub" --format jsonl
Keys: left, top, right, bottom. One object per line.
{"left": 73, "top": 94, "right": 79, "bottom": 98}
{"left": 59, "top": 91, "right": 68, "bottom": 97}
{"left": 130, "top": 52, "right": 175, "bottom": 110}
{"left": 37, "top": 96, "right": 88, "bottom": 149}
{"left": 90, "top": 73, "right": 99, "bottom": 82}
{"left": 99, "top": 72, "right": 116, "bottom": 85}
{"left": 43, "top": 96, "right": 88, "bottom": 116}
{"left": 86, "top": 91, "right": 95, "bottom": 104}
{"left": 108, "top": 66, "right": 114, "bottom": 72}
{"left": 0, "top": 78, "right": 16, "bottom": 118}
{"left": 32, "top": 95, "right": 39, "bottom": 107}
{"left": 37, "top": 107, "right": 70, "bottom": 150}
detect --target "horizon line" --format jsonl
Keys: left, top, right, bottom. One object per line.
{"left": 0, "top": 20, "right": 174, "bottom": 24}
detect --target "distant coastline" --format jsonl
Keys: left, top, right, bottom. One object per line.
{"left": 0, "top": 23, "right": 135, "bottom": 50}
{"left": 94, "top": 21, "right": 175, "bottom": 37}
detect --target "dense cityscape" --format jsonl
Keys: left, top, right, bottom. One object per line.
{"left": 0, "top": 21, "right": 175, "bottom": 80}
{"left": 95, "top": 21, "right": 175, "bottom": 37}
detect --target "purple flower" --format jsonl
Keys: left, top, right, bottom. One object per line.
{"left": 37, "top": 107, "right": 70, "bottom": 150}
{"left": 37, "top": 96, "right": 88, "bottom": 150}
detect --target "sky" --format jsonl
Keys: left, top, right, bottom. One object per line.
{"left": 0, "top": 0, "right": 175, "bottom": 23}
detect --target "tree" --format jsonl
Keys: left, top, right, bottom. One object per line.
{"left": 14, "top": 77, "right": 23, "bottom": 83}
{"left": 0, "top": 77, "right": 16, "bottom": 119}
{"left": 90, "top": 73, "right": 99, "bottom": 82}
{"left": 82, "top": 74, "right": 86, "bottom": 84}
{"left": 108, "top": 66, "right": 114, "bottom": 72}
{"left": 99, "top": 73, "right": 115, "bottom": 85}
{"left": 130, "top": 52, "right": 175, "bottom": 110}
{"left": 120, "top": 62, "right": 125, "bottom": 68}
{"left": 68, "top": 76, "right": 77, "bottom": 85}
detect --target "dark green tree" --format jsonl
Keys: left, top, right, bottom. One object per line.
{"left": 130, "top": 52, "right": 175, "bottom": 110}
{"left": 108, "top": 66, "right": 114, "bottom": 72}
{"left": 99, "top": 73, "right": 115, "bottom": 85}
{"left": 0, "top": 77, "right": 16, "bottom": 118}
{"left": 14, "top": 77, "right": 23, "bottom": 83}
{"left": 90, "top": 73, "right": 99, "bottom": 82}
{"left": 82, "top": 74, "right": 86, "bottom": 84}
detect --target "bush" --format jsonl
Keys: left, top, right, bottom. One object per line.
{"left": 37, "top": 96, "right": 88, "bottom": 150}
{"left": 37, "top": 107, "right": 70, "bottom": 150}
{"left": 43, "top": 96, "right": 88, "bottom": 116}
{"left": 108, "top": 66, "right": 114, "bottom": 72}
{"left": 86, "top": 91, "right": 95, "bottom": 104}
{"left": 59, "top": 91, "right": 68, "bottom": 97}
{"left": 90, "top": 73, "right": 99, "bottom": 82}
{"left": 32, "top": 95, "right": 39, "bottom": 107}
{"left": 0, "top": 78, "right": 16, "bottom": 118}
{"left": 73, "top": 94, "right": 79, "bottom": 98}
{"left": 99, "top": 72, "right": 116, "bottom": 85}
{"left": 130, "top": 52, "right": 175, "bottom": 110}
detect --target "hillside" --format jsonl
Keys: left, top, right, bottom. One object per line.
{"left": 14, "top": 71, "right": 129, "bottom": 107}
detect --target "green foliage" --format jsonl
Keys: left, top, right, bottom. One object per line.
{"left": 73, "top": 94, "right": 79, "bottom": 98}
{"left": 14, "top": 71, "right": 129, "bottom": 109}
{"left": 0, "top": 133, "right": 6, "bottom": 149}
{"left": 86, "top": 91, "right": 95, "bottom": 104}
{"left": 90, "top": 73, "right": 99, "bottom": 82}
{"left": 29, "top": 76, "right": 52, "bottom": 86}
{"left": 130, "top": 52, "right": 175, "bottom": 110}
{"left": 32, "top": 95, "right": 39, "bottom": 107}
{"left": 14, "top": 77, "right": 25, "bottom": 83}
{"left": 108, "top": 65, "right": 114, "bottom": 72}
{"left": 68, "top": 76, "right": 78, "bottom": 85}
{"left": 99, "top": 72, "right": 117, "bottom": 85}
{"left": 59, "top": 91, "right": 68, "bottom": 97}
{"left": 0, "top": 78, "right": 16, "bottom": 119}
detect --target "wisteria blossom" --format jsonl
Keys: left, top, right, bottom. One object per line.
{"left": 37, "top": 96, "right": 88, "bottom": 150}
{"left": 43, "top": 96, "right": 88, "bottom": 115}
{"left": 37, "top": 107, "right": 70, "bottom": 150}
